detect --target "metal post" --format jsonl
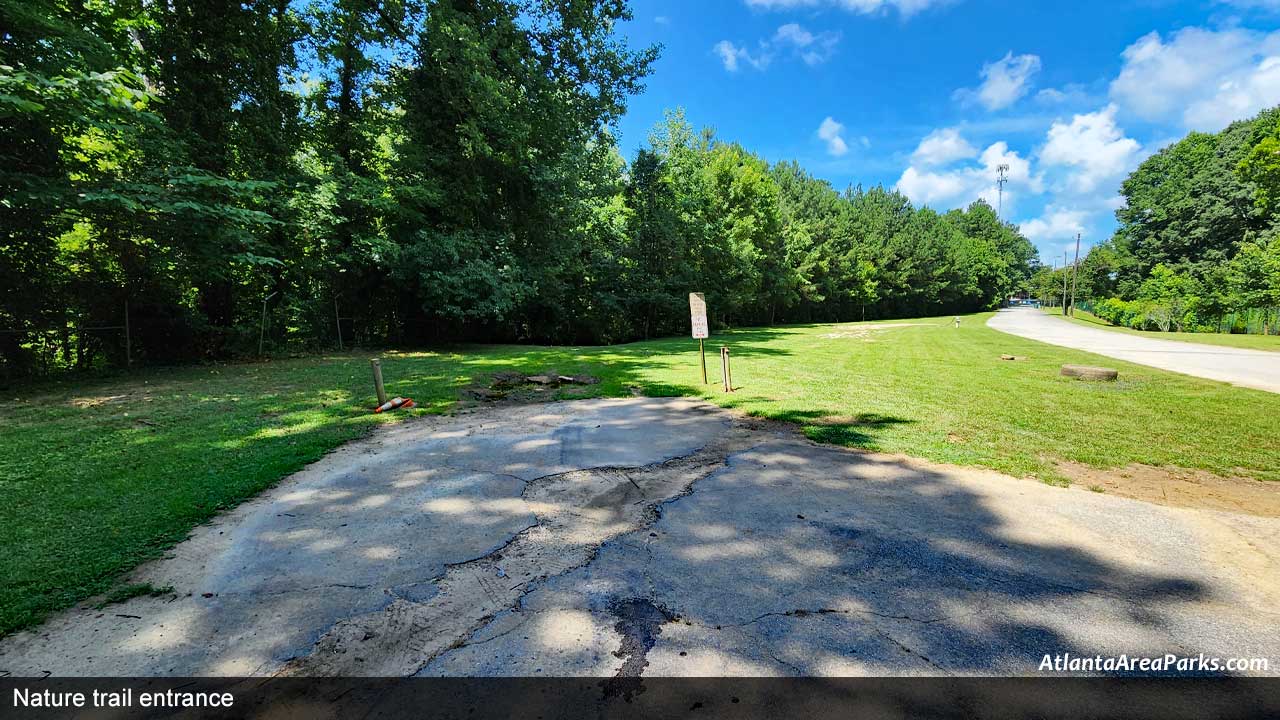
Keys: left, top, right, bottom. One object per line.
{"left": 699, "top": 339, "right": 707, "bottom": 384}
{"left": 334, "top": 297, "right": 343, "bottom": 351}
{"left": 259, "top": 292, "right": 276, "bottom": 358}
{"left": 1069, "top": 233, "right": 1082, "bottom": 317}
{"left": 370, "top": 358, "right": 388, "bottom": 406}
{"left": 124, "top": 299, "right": 131, "bottom": 369}
{"left": 725, "top": 347, "right": 733, "bottom": 391}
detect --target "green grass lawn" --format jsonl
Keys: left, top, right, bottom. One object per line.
{"left": 1042, "top": 306, "right": 1280, "bottom": 351}
{"left": 3, "top": 312, "right": 1278, "bottom": 636}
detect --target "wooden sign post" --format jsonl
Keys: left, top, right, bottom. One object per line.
{"left": 689, "top": 292, "right": 709, "bottom": 384}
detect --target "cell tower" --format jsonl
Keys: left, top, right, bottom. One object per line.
{"left": 996, "top": 164, "right": 1010, "bottom": 219}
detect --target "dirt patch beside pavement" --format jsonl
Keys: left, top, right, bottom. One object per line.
{"left": 1056, "top": 460, "right": 1280, "bottom": 518}
{"left": 818, "top": 322, "right": 936, "bottom": 339}
{"left": 461, "top": 370, "right": 601, "bottom": 405}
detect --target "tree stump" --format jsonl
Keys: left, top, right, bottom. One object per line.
{"left": 1060, "top": 364, "right": 1118, "bottom": 381}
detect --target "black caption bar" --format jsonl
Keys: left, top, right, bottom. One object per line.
{"left": 3, "top": 678, "right": 1279, "bottom": 720}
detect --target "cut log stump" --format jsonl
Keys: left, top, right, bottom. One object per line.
{"left": 1061, "top": 364, "right": 1119, "bottom": 381}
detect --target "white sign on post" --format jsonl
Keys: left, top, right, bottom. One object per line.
{"left": 689, "top": 292, "right": 709, "bottom": 339}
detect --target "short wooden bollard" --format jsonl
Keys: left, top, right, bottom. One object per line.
{"left": 370, "top": 359, "right": 388, "bottom": 405}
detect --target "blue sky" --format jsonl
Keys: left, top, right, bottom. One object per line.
{"left": 612, "top": 0, "right": 1280, "bottom": 264}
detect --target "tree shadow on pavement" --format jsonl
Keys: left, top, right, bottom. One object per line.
{"left": 424, "top": 434, "right": 1270, "bottom": 679}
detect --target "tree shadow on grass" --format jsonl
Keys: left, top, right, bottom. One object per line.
{"left": 703, "top": 403, "right": 915, "bottom": 448}
{"left": 764, "top": 409, "right": 915, "bottom": 446}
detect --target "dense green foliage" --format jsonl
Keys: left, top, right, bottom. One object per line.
{"left": 1071, "top": 107, "right": 1280, "bottom": 334}
{"left": 5, "top": 315, "right": 1277, "bottom": 633}
{"left": 612, "top": 115, "right": 1035, "bottom": 337}
{"left": 2, "top": 0, "right": 1036, "bottom": 379}
{"left": 1044, "top": 306, "right": 1280, "bottom": 351}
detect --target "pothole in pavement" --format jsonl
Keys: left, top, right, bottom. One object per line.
{"left": 610, "top": 598, "right": 675, "bottom": 677}
{"left": 601, "top": 598, "right": 676, "bottom": 700}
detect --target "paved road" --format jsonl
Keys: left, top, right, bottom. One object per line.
{"left": 3, "top": 398, "right": 1277, "bottom": 677}
{"left": 988, "top": 307, "right": 1280, "bottom": 394}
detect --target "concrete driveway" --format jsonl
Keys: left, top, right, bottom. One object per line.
{"left": 988, "top": 307, "right": 1280, "bottom": 394}
{"left": 2, "top": 398, "right": 1277, "bottom": 677}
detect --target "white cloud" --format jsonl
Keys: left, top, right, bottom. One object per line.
{"left": 774, "top": 23, "right": 814, "bottom": 45}
{"left": 911, "top": 128, "right": 978, "bottom": 166}
{"left": 957, "top": 52, "right": 1042, "bottom": 111}
{"left": 744, "top": 0, "right": 948, "bottom": 17}
{"left": 714, "top": 23, "right": 838, "bottom": 72}
{"left": 1035, "top": 83, "right": 1091, "bottom": 106}
{"left": 714, "top": 40, "right": 770, "bottom": 72}
{"left": 1185, "top": 56, "right": 1280, "bottom": 130}
{"left": 895, "top": 166, "right": 969, "bottom": 205}
{"left": 1019, "top": 207, "right": 1088, "bottom": 244}
{"left": 896, "top": 140, "right": 1037, "bottom": 212}
{"left": 978, "top": 141, "right": 1039, "bottom": 201}
{"left": 817, "top": 117, "right": 849, "bottom": 156}
{"left": 1109, "top": 27, "right": 1280, "bottom": 130}
{"left": 774, "top": 23, "right": 841, "bottom": 65}
{"left": 1035, "top": 88, "right": 1069, "bottom": 104}
{"left": 714, "top": 41, "right": 741, "bottom": 72}
{"left": 1039, "top": 104, "right": 1142, "bottom": 194}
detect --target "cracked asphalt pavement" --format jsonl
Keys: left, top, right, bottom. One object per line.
{"left": 2, "top": 397, "right": 1277, "bottom": 677}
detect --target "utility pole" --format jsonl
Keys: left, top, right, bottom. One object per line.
{"left": 996, "top": 164, "right": 1009, "bottom": 219}
{"left": 1069, "top": 233, "right": 1081, "bottom": 317}
{"left": 1062, "top": 252, "right": 1069, "bottom": 315}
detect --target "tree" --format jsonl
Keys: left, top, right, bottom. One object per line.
{"left": 1229, "top": 232, "right": 1280, "bottom": 333}
{"left": 140, "top": 0, "right": 306, "bottom": 353}
{"left": 390, "top": 0, "right": 656, "bottom": 339}
{"left": 1113, "top": 110, "right": 1275, "bottom": 295}
{"left": 1239, "top": 126, "right": 1280, "bottom": 216}
{"left": 1137, "top": 264, "right": 1201, "bottom": 331}
{"left": 1085, "top": 105, "right": 1280, "bottom": 334}
{"left": 700, "top": 143, "right": 793, "bottom": 325}
{"left": 624, "top": 148, "right": 686, "bottom": 338}
{"left": 2, "top": 0, "right": 1052, "bottom": 378}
